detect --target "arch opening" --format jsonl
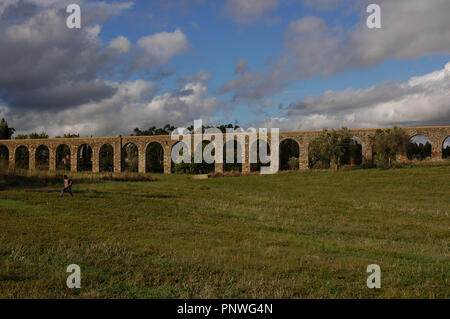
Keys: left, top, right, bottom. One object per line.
{"left": 279, "top": 139, "right": 300, "bottom": 171}
{"left": 223, "top": 140, "right": 243, "bottom": 172}
{"left": 0, "top": 145, "right": 9, "bottom": 172}
{"left": 35, "top": 145, "right": 50, "bottom": 170}
{"left": 122, "top": 143, "right": 138, "bottom": 172}
{"left": 99, "top": 144, "right": 114, "bottom": 172}
{"left": 15, "top": 146, "right": 29, "bottom": 170}
{"left": 195, "top": 140, "right": 215, "bottom": 174}
{"left": 341, "top": 137, "right": 362, "bottom": 166}
{"left": 146, "top": 142, "right": 164, "bottom": 173}
{"left": 77, "top": 144, "right": 93, "bottom": 171}
{"left": 407, "top": 135, "right": 432, "bottom": 160}
{"left": 171, "top": 141, "right": 194, "bottom": 174}
{"left": 250, "top": 139, "right": 271, "bottom": 172}
{"left": 56, "top": 144, "right": 71, "bottom": 171}
{"left": 443, "top": 136, "right": 450, "bottom": 159}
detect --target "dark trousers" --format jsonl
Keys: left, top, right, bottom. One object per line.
{"left": 60, "top": 186, "right": 73, "bottom": 197}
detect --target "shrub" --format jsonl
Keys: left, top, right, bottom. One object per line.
{"left": 287, "top": 157, "right": 299, "bottom": 170}
{"left": 172, "top": 155, "right": 214, "bottom": 174}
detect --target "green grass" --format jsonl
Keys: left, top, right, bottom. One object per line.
{"left": 0, "top": 164, "right": 449, "bottom": 298}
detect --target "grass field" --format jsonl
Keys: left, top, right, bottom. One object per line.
{"left": 0, "top": 164, "right": 449, "bottom": 298}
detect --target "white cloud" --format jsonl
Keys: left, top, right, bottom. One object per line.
{"left": 300, "top": 0, "right": 350, "bottom": 11}
{"left": 223, "top": 0, "right": 278, "bottom": 24}
{"left": 0, "top": 1, "right": 191, "bottom": 113}
{"left": 108, "top": 36, "right": 131, "bottom": 53}
{"left": 136, "top": 29, "right": 189, "bottom": 67}
{"left": 7, "top": 79, "right": 222, "bottom": 137}
{"left": 222, "top": 0, "right": 450, "bottom": 103}
{"left": 255, "top": 62, "right": 450, "bottom": 131}
{"left": 287, "top": 16, "right": 327, "bottom": 34}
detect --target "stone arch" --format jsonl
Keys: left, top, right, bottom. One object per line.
{"left": 77, "top": 144, "right": 93, "bottom": 171}
{"left": 279, "top": 138, "right": 300, "bottom": 171}
{"left": 341, "top": 137, "right": 363, "bottom": 166}
{"left": 0, "top": 144, "right": 9, "bottom": 171}
{"left": 99, "top": 144, "right": 114, "bottom": 172}
{"left": 407, "top": 135, "right": 432, "bottom": 160}
{"left": 35, "top": 145, "right": 50, "bottom": 170}
{"left": 443, "top": 136, "right": 450, "bottom": 159}
{"left": 146, "top": 142, "right": 164, "bottom": 173}
{"left": 250, "top": 139, "right": 271, "bottom": 172}
{"left": 223, "top": 139, "right": 243, "bottom": 172}
{"left": 56, "top": 144, "right": 71, "bottom": 171}
{"left": 15, "top": 146, "right": 29, "bottom": 170}
{"left": 122, "top": 142, "right": 138, "bottom": 172}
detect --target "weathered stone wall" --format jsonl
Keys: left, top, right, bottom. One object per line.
{"left": 0, "top": 126, "right": 449, "bottom": 174}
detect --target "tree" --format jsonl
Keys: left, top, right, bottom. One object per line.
{"left": 369, "top": 127, "right": 409, "bottom": 169}
{"left": 0, "top": 118, "right": 15, "bottom": 139}
{"left": 15, "top": 132, "right": 49, "bottom": 139}
{"left": 308, "top": 128, "right": 359, "bottom": 170}
{"left": 133, "top": 124, "right": 175, "bottom": 136}
{"left": 407, "top": 141, "right": 431, "bottom": 160}
{"left": 56, "top": 133, "right": 80, "bottom": 138}
{"left": 29, "top": 132, "right": 49, "bottom": 139}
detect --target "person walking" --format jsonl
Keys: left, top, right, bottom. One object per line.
{"left": 60, "top": 175, "right": 73, "bottom": 197}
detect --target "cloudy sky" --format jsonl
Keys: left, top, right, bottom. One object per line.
{"left": 0, "top": 0, "right": 449, "bottom": 137}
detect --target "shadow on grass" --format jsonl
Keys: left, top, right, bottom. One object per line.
{"left": 0, "top": 173, "right": 158, "bottom": 191}
{"left": 21, "top": 188, "right": 176, "bottom": 199}
{"left": 0, "top": 273, "right": 37, "bottom": 282}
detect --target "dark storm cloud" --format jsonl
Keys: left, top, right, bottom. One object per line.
{"left": 1, "top": 81, "right": 116, "bottom": 110}
{"left": 0, "top": 1, "right": 130, "bottom": 111}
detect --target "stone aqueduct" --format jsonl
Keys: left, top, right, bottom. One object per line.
{"left": 0, "top": 126, "right": 449, "bottom": 174}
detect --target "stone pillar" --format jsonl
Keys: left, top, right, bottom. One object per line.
{"left": 49, "top": 147, "right": 56, "bottom": 171}
{"left": 138, "top": 145, "right": 146, "bottom": 174}
{"left": 214, "top": 137, "right": 224, "bottom": 174}
{"left": 294, "top": 139, "right": 301, "bottom": 170}
{"left": 8, "top": 146, "right": 15, "bottom": 173}
{"left": 28, "top": 147, "right": 36, "bottom": 172}
{"left": 299, "top": 143, "right": 309, "bottom": 170}
{"left": 397, "top": 152, "right": 408, "bottom": 163}
{"left": 114, "top": 136, "right": 122, "bottom": 173}
{"left": 431, "top": 138, "right": 443, "bottom": 161}
{"left": 92, "top": 146, "right": 100, "bottom": 173}
{"left": 361, "top": 141, "right": 373, "bottom": 164}
{"left": 215, "top": 162, "right": 223, "bottom": 174}
{"left": 164, "top": 145, "right": 171, "bottom": 174}
{"left": 242, "top": 136, "right": 250, "bottom": 174}
{"left": 70, "top": 146, "right": 78, "bottom": 172}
